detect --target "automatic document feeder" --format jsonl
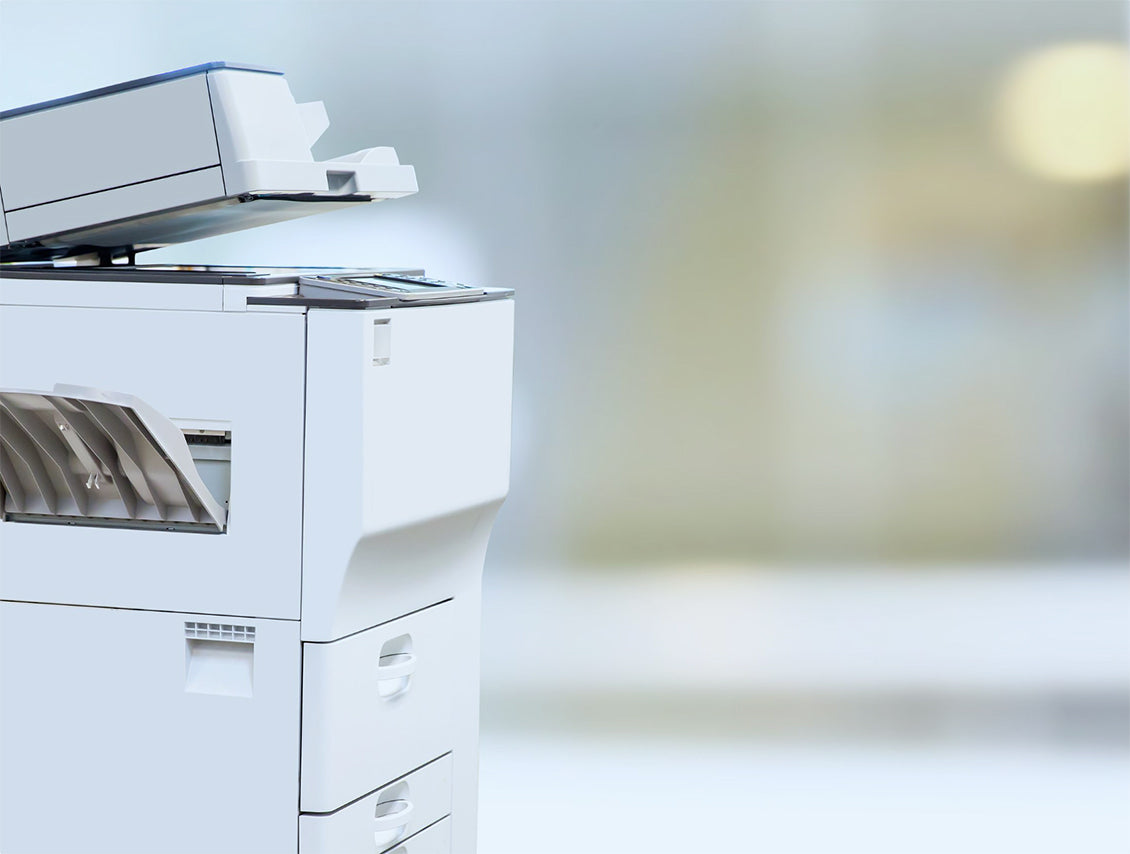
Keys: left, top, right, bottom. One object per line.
{"left": 0, "top": 63, "right": 513, "bottom": 854}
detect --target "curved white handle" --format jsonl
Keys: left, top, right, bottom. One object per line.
{"left": 376, "top": 652, "right": 417, "bottom": 700}
{"left": 374, "top": 798, "right": 413, "bottom": 849}
{"left": 377, "top": 652, "right": 417, "bottom": 682}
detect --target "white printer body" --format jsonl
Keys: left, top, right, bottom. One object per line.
{"left": 0, "top": 64, "right": 513, "bottom": 854}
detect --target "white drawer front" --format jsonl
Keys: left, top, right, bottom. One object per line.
{"left": 300, "top": 753, "right": 452, "bottom": 854}
{"left": 387, "top": 817, "right": 452, "bottom": 854}
{"left": 301, "top": 601, "right": 457, "bottom": 811}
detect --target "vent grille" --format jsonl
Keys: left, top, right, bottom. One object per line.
{"left": 184, "top": 622, "right": 255, "bottom": 642}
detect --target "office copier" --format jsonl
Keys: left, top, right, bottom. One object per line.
{"left": 0, "top": 63, "right": 513, "bottom": 854}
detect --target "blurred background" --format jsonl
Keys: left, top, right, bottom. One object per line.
{"left": 2, "top": 1, "right": 1127, "bottom": 851}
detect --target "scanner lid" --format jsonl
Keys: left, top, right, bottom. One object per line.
{"left": 0, "top": 62, "right": 283, "bottom": 120}
{"left": 0, "top": 63, "right": 417, "bottom": 264}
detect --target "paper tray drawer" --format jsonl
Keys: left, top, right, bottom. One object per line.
{"left": 300, "top": 753, "right": 452, "bottom": 854}
{"left": 301, "top": 601, "right": 457, "bottom": 812}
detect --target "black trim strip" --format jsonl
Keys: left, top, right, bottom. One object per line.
{"left": 4, "top": 165, "right": 222, "bottom": 213}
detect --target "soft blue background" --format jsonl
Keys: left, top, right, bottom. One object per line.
{"left": 3, "top": 3, "right": 1127, "bottom": 851}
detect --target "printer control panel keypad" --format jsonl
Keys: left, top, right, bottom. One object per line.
{"left": 298, "top": 273, "right": 486, "bottom": 302}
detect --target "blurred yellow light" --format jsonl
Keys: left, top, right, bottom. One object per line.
{"left": 996, "top": 42, "right": 1130, "bottom": 183}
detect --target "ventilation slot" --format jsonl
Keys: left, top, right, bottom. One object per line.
{"left": 185, "top": 622, "right": 256, "bottom": 641}
{"left": 184, "top": 621, "right": 255, "bottom": 698}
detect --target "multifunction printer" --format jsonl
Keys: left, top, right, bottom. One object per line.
{"left": 0, "top": 63, "right": 513, "bottom": 854}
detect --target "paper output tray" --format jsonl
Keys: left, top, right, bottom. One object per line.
{"left": 0, "top": 385, "right": 227, "bottom": 533}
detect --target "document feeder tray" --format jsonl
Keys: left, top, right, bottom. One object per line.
{"left": 0, "top": 62, "right": 417, "bottom": 263}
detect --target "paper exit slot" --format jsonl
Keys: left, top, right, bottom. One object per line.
{"left": 0, "top": 385, "right": 227, "bottom": 533}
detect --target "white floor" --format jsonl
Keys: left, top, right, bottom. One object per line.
{"left": 478, "top": 733, "right": 1130, "bottom": 854}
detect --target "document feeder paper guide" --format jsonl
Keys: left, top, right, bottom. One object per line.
{"left": 0, "top": 63, "right": 513, "bottom": 854}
